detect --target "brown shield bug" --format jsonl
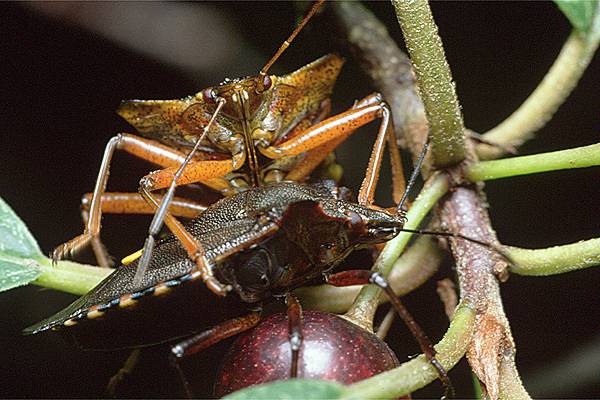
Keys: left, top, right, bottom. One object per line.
{"left": 51, "top": 0, "right": 406, "bottom": 278}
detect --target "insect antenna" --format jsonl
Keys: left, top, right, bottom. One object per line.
{"left": 256, "top": 0, "right": 325, "bottom": 91}
{"left": 133, "top": 98, "right": 227, "bottom": 286}
{"left": 397, "top": 139, "right": 429, "bottom": 215}
{"left": 396, "top": 138, "right": 511, "bottom": 263}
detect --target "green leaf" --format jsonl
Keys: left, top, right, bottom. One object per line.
{"left": 0, "top": 197, "right": 42, "bottom": 257}
{"left": 0, "top": 197, "right": 44, "bottom": 291}
{"left": 555, "top": 0, "right": 600, "bottom": 36}
{"left": 223, "top": 379, "right": 345, "bottom": 400}
{"left": 0, "top": 253, "right": 42, "bottom": 292}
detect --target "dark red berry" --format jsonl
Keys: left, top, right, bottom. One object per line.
{"left": 214, "top": 311, "right": 399, "bottom": 397}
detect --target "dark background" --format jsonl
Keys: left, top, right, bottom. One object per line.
{"left": 1, "top": 2, "right": 599, "bottom": 398}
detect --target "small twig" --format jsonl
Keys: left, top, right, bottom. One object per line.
{"left": 31, "top": 256, "right": 111, "bottom": 295}
{"left": 507, "top": 238, "right": 600, "bottom": 276}
{"left": 343, "top": 174, "right": 448, "bottom": 331}
{"left": 330, "top": 1, "right": 429, "bottom": 163}
{"left": 375, "top": 307, "right": 396, "bottom": 340}
{"left": 477, "top": 31, "right": 599, "bottom": 160}
{"left": 439, "top": 185, "right": 530, "bottom": 400}
{"left": 467, "top": 143, "right": 600, "bottom": 182}
{"left": 340, "top": 304, "right": 476, "bottom": 400}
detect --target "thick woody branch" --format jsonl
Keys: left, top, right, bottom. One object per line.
{"left": 438, "top": 185, "right": 529, "bottom": 400}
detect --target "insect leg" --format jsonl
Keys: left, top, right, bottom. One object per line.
{"left": 79, "top": 192, "right": 209, "bottom": 266}
{"left": 52, "top": 133, "right": 206, "bottom": 266}
{"left": 326, "top": 269, "right": 454, "bottom": 398}
{"left": 286, "top": 293, "right": 304, "bottom": 379}
{"left": 353, "top": 96, "right": 404, "bottom": 207}
{"left": 81, "top": 192, "right": 208, "bottom": 219}
{"left": 260, "top": 93, "right": 405, "bottom": 207}
{"left": 282, "top": 94, "right": 375, "bottom": 183}
{"left": 169, "top": 311, "right": 262, "bottom": 398}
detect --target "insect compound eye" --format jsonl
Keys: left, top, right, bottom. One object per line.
{"left": 262, "top": 75, "right": 273, "bottom": 90}
{"left": 317, "top": 242, "right": 339, "bottom": 265}
{"left": 255, "top": 74, "right": 273, "bottom": 94}
{"left": 321, "top": 243, "right": 335, "bottom": 250}
{"left": 202, "top": 88, "right": 217, "bottom": 103}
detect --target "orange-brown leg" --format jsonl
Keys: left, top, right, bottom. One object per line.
{"left": 170, "top": 311, "right": 262, "bottom": 398}
{"left": 134, "top": 98, "right": 233, "bottom": 295}
{"left": 138, "top": 178, "right": 229, "bottom": 295}
{"left": 79, "top": 192, "right": 209, "bottom": 266}
{"left": 81, "top": 192, "right": 207, "bottom": 219}
{"left": 52, "top": 133, "right": 233, "bottom": 267}
{"left": 261, "top": 93, "right": 405, "bottom": 207}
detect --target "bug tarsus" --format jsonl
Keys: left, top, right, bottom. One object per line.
{"left": 286, "top": 293, "right": 304, "bottom": 378}
{"left": 326, "top": 269, "right": 455, "bottom": 398}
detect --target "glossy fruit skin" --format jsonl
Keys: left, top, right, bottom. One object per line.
{"left": 214, "top": 311, "right": 399, "bottom": 397}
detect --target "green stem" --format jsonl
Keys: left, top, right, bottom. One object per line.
{"left": 32, "top": 257, "right": 111, "bottom": 295}
{"left": 391, "top": 0, "right": 466, "bottom": 167}
{"left": 499, "top": 356, "right": 531, "bottom": 400}
{"left": 478, "top": 31, "right": 599, "bottom": 160}
{"left": 466, "top": 143, "right": 600, "bottom": 181}
{"left": 344, "top": 174, "right": 448, "bottom": 331}
{"left": 507, "top": 238, "right": 600, "bottom": 276}
{"left": 340, "top": 304, "right": 476, "bottom": 400}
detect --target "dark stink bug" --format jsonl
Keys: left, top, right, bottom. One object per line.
{"left": 25, "top": 131, "right": 456, "bottom": 395}
{"left": 24, "top": 181, "right": 405, "bottom": 349}
{"left": 23, "top": 181, "right": 431, "bottom": 398}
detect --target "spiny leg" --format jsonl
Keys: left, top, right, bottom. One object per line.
{"left": 326, "top": 269, "right": 454, "bottom": 398}
{"left": 79, "top": 192, "right": 209, "bottom": 266}
{"left": 283, "top": 94, "right": 377, "bottom": 183}
{"left": 81, "top": 192, "right": 208, "bottom": 219}
{"left": 355, "top": 97, "right": 404, "bottom": 207}
{"left": 267, "top": 97, "right": 333, "bottom": 184}
{"left": 169, "top": 312, "right": 262, "bottom": 398}
{"left": 260, "top": 93, "right": 406, "bottom": 207}
{"left": 52, "top": 133, "right": 229, "bottom": 266}
{"left": 286, "top": 293, "right": 304, "bottom": 378}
